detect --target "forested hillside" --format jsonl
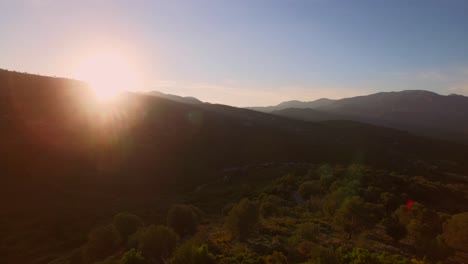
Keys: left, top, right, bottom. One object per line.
{"left": 0, "top": 70, "right": 467, "bottom": 263}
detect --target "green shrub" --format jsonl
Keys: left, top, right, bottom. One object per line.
{"left": 133, "top": 225, "right": 178, "bottom": 263}
{"left": 260, "top": 195, "right": 287, "bottom": 218}
{"left": 83, "top": 224, "right": 121, "bottom": 263}
{"left": 222, "top": 245, "right": 264, "bottom": 264}
{"left": 120, "top": 248, "right": 146, "bottom": 264}
{"left": 113, "top": 212, "right": 143, "bottom": 242}
{"left": 171, "top": 241, "right": 215, "bottom": 264}
{"left": 441, "top": 212, "right": 468, "bottom": 250}
{"left": 167, "top": 204, "right": 204, "bottom": 237}
{"left": 264, "top": 251, "right": 288, "bottom": 264}
{"left": 225, "top": 198, "right": 259, "bottom": 240}
{"left": 341, "top": 248, "right": 411, "bottom": 264}
{"left": 297, "top": 222, "right": 320, "bottom": 241}
{"left": 335, "top": 196, "right": 377, "bottom": 238}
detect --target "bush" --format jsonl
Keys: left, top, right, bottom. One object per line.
{"left": 167, "top": 204, "right": 204, "bottom": 237}
{"left": 260, "top": 195, "right": 287, "bottom": 218}
{"left": 171, "top": 241, "right": 215, "bottom": 264}
{"left": 133, "top": 225, "right": 178, "bottom": 263}
{"left": 83, "top": 224, "right": 121, "bottom": 262}
{"left": 335, "top": 196, "right": 377, "bottom": 238}
{"left": 341, "top": 248, "right": 411, "bottom": 264}
{"left": 297, "top": 222, "right": 320, "bottom": 241}
{"left": 120, "top": 248, "right": 146, "bottom": 264}
{"left": 298, "top": 181, "right": 322, "bottom": 200}
{"left": 222, "top": 244, "right": 264, "bottom": 264}
{"left": 264, "top": 251, "right": 288, "bottom": 264}
{"left": 441, "top": 212, "right": 468, "bottom": 250}
{"left": 113, "top": 212, "right": 143, "bottom": 242}
{"left": 225, "top": 198, "right": 259, "bottom": 240}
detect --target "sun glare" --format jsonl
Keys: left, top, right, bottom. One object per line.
{"left": 73, "top": 52, "right": 142, "bottom": 101}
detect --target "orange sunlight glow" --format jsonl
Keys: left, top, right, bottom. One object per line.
{"left": 73, "top": 52, "right": 142, "bottom": 101}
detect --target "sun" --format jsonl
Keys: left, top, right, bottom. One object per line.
{"left": 73, "top": 52, "right": 142, "bottom": 101}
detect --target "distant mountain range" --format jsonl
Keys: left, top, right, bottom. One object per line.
{"left": 247, "top": 98, "right": 335, "bottom": 112}
{"left": 249, "top": 90, "right": 468, "bottom": 143}
{"left": 146, "top": 90, "right": 203, "bottom": 104}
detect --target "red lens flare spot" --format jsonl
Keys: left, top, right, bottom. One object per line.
{"left": 406, "top": 199, "right": 414, "bottom": 211}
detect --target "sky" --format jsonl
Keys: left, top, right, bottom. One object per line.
{"left": 1, "top": 0, "right": 468, "bottom": 106}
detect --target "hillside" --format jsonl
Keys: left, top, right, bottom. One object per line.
{"left": 1, "top": 70, "right": 468, "bottom": 263}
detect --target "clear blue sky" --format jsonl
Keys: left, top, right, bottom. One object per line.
{"left": 1, "top": 0, "right": 468, "bottom": 106}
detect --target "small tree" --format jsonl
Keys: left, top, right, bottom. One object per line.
{"left": 135, "top": 225, "right": 178, "bottom": 263}
{"left": 260, "top": 195, "right": 286, "bottom": 218}
{"left": 441, "top": 212, "right": 468, "bottom": 250}
{"left": 120, "top": 248, "right": 146, "bottom": 264}
{"left": 167, "top": 204, "right": 204, "bottom": 237}
{"left": 225, "top": 198, "right": 259, "bottom": 240}
{"left": 83, "top": 224, "right": 121, "bottom": 262}
{"left": 335, "top": 196, "right": 377, "bottom": 239}
{"left": 113, "top": 212, "right": 143, "bottom": 242}
{"left": 171, "top": 241, "right": 215, "bottom": 264}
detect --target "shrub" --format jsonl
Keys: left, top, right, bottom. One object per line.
{"left": 441, "top": 212, "right": 468, "bottom": 250}
{"left": 171, "top": 241, "right": 215, "bottom": 264}
{"left": 297, "top": 222, "right": 320, "bottom": 241}
{"left": 113, "top": 212, "right": 143, "bottom": 242}
{"left": 260, "top": 195, "right": 287, "bottom": 218}
{"left": 264, "top": 251, "right": 288, "bottom": 264}
{"left": 83, "top": 224, "right": 121, "bottom": 262}
{"left": 335, "top": 196, "right": 377, "bottom": 238}
{"left": 317, "top": 164, "right": 334, "bottom": 188}
{"left": 134, "top": 225, "right": 178, "bottom": 263}
{"left": 314, "top": 247, "right": 343, "bottom": 264}
{"left": 120, "top": 248, "right": 146, "bottom": 264}
{"left": 167, "top": 204, "right": 204, "bottom": 237}
{"left": 341, "top": 248, "right": 411, "bottom": 264}
{"left": 298, "top": 181, "right": 322, "bottom": 200}
{"left": 222, "top": 244, "right": 264, "bottom": 264}
{"left": 225, "top": 198, "right": 259, "bottom": 240}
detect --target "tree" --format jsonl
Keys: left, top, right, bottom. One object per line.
{"left": 260, "top": 195, "right": 286, "bottom": 218}
{"left": 335, "top": 196, "right": 377, "bottom": 238}
{"left": 113, "top": 212, "right": 143, "bottom": 242}
{"left": 120, "top": 249, "right": 146, "bottom": 264}
{"left": 167, "top": 204, "right": 204, "bottom": 237}
{"left": 441, "top": 212, "right": 468, "bottom": 250}
{"left": 171, "top": 241, "right": 215, "bottom": 264}
{"left": 83, "top": 224, "right": 121, "bottom": 262}
{"left": 134, "top": 225, "right": 178, "bottom": 263}
{"left": 225, "top": 198, "right": 259, "bottom": 240}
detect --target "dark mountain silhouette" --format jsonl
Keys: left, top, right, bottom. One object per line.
{"left": 247, "top": 98, "right": 335, "bottom": 112}
{"left": 147, "top": 90, "right": 203, "bottom": 104}
{"left": 1, "top": 69, "right": 468, "bottom": 263}
{"left": 256, "top": 90, "right": 468, "bottom": 143}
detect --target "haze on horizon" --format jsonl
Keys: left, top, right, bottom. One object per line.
{"left": 1, "top": 0, "right": 468, "bottom": 106}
